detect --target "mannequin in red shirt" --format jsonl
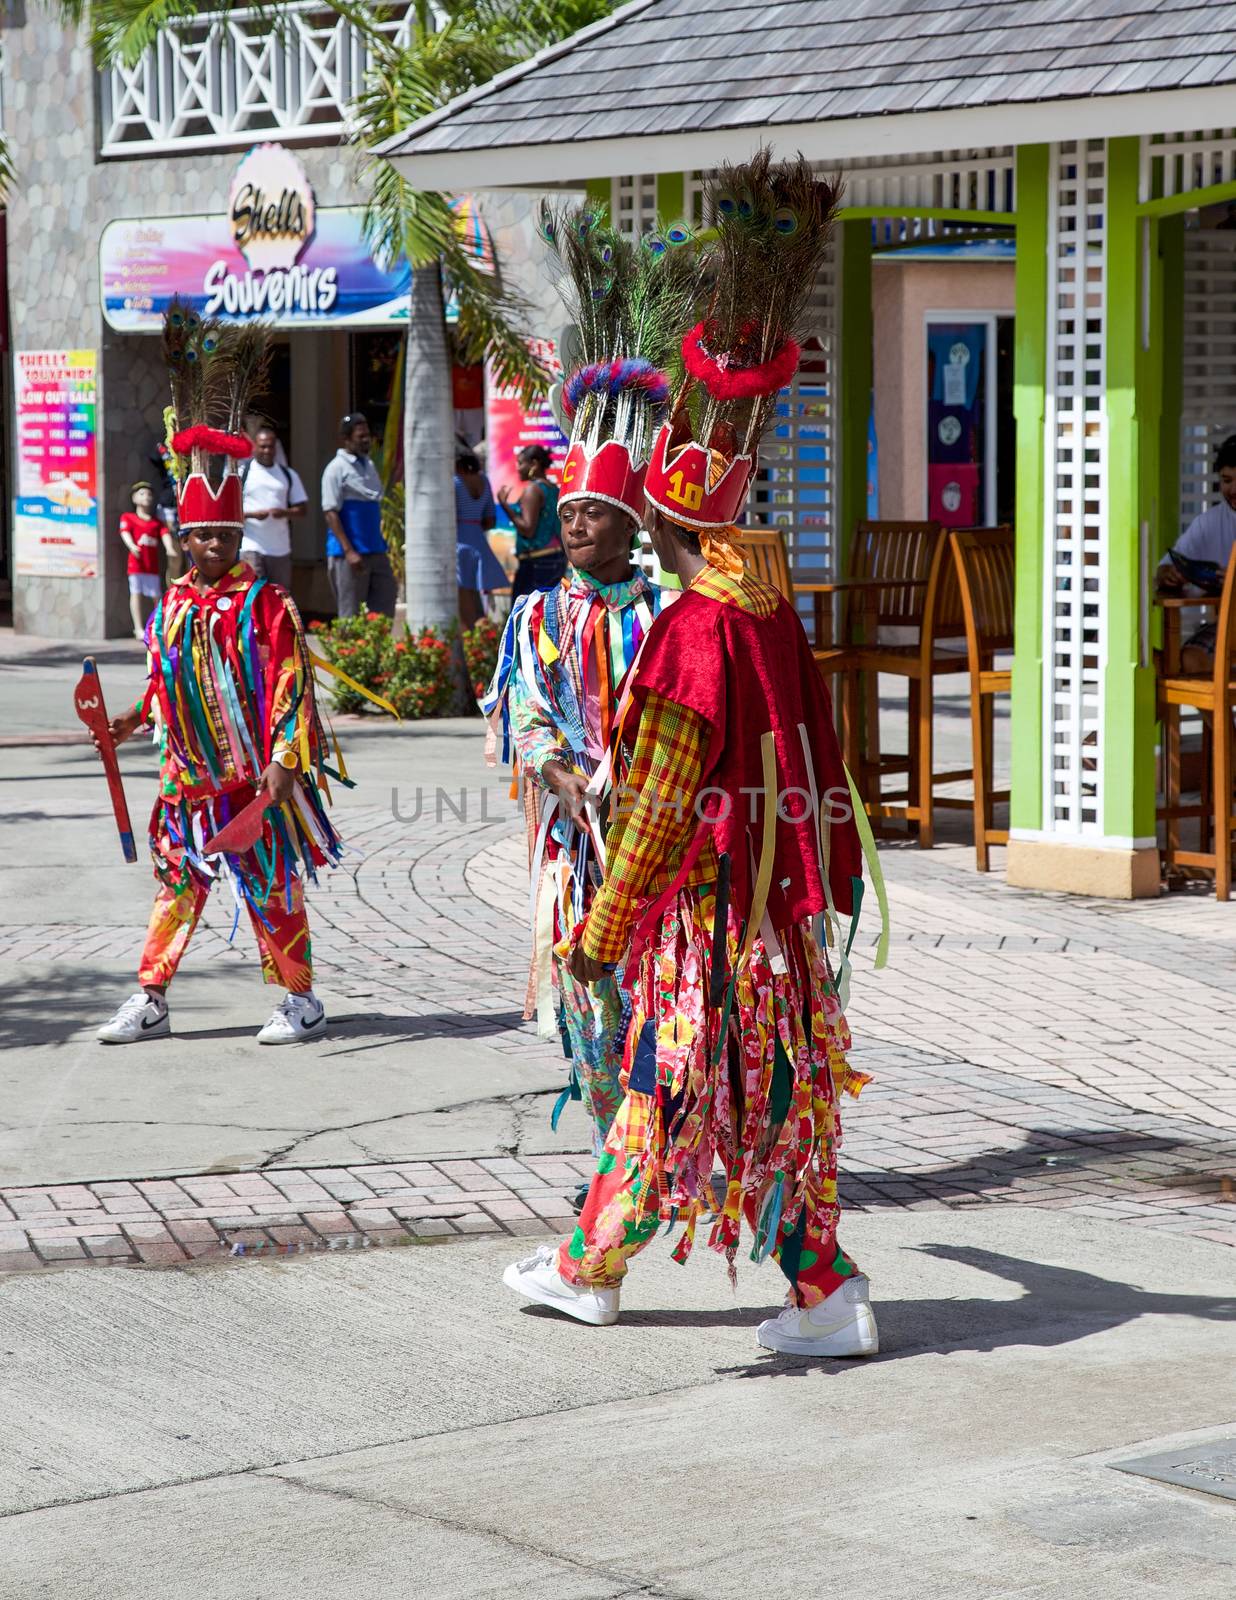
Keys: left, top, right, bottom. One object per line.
{"left": 118, "top": 481, "right": 167, "bottom": 641}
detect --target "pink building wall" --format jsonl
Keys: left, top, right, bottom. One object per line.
{"left": 871, "top": 259, "right": 1016, "bottom": 520}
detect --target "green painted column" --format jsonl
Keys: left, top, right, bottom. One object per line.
{"left": 1009, "top": 144, "right": 1050, "bottom": 834}
{"left": 656, "top": 171, "right": 685, "bottom": 222}
{"left": 837, "top": 219, "right": 872, "bottom": 574}
{"left": 1103, "top": 136, "right": 1157, "bottom": 845}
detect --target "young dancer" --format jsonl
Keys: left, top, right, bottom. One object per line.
{"left": 504, "top": 156, "right": 886, "bottom": 1357}
{"left": 482, "top": 205, "right": 699, "bottom": 1154}
{"left": 96, "top": 304, "right": 339, "bottom": 1046}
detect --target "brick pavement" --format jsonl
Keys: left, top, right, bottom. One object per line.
{"left": 1, "top": 789, "right": 1233, "bottom": 1272}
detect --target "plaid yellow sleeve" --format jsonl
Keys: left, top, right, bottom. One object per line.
{"left": 581, "top": 692, "right": 710, "bottom": 965}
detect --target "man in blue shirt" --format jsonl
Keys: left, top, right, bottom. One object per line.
{"left": 1157, "top": 434, "right": 1236, "bottom": 669}
{"left": 321, "top": 413, "right": 397, "bottom": 619}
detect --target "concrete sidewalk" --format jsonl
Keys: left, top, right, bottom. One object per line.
{"left": 1, "top": 1209, "right": 1232, "bottom": 1598}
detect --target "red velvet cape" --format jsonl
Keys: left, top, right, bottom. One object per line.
{"left": 626, "top": 584, "right": 862, "bottom": 923}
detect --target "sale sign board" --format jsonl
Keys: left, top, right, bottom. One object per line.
{"left": 485, "top": 337, "right": 568, "bottom": 520}
{"left": 13, "top": 349, "right": 100, "bottom": 579}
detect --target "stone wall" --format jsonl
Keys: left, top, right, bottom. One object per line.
{"left": 4, "top": 18, "right": 366, "bottom": 638}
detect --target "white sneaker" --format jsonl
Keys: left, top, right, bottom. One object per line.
{"left": 756, "top": 1275, "right": 879, "bottom": 1357}
{"left": 256, "top": 992, "right": 326, "bottom": 1045}
{"left": 502, "top": 1242, "right": 620, "bottom": 1326}
{"left": 97, "top": 991, "right": 170, "bottom": 1044}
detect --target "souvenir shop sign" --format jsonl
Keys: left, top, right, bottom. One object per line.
{"left": 486, "top": 337, "right": 568, "bottom": 515}
{"left": 100, "top": 142, "right": 410, "bottom": 331}
{"left": 13, "top": 349, "right": 99, "bottom": 579}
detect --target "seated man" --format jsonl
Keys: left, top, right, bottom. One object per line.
{"left": 1157, "top": 434, "right": 1236, "bottom": 671}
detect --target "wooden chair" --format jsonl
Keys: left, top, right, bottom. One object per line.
{"left": 950, "top": 528, "right": 1015, "bottom": 870}
{"left": 1157, "top": 548, "right": 1236, "bottom": 898}
{"left": 735, "top": 526, "right": 838, "bottom": 652}
{"left": 737, "top": 527, "right": 793, "bottom": 600}
{"left": 823, "top": 520, "right": 974, "bottom": 846}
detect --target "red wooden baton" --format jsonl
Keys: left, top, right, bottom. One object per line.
{"left": 72, "top": 657, "right": 138, "bottom": 864}
{"left": 200, "top": 791, "right": 270, "bottom": 856}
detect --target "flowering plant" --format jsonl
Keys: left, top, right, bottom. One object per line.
{"left": 314, "top": 612, "right": 455, "bottom": 719}
{"left": 462, "top": 615, "right": 502, "bottom": 702}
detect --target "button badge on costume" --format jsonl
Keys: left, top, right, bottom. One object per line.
{"left": 215, "top": 595, "right": 233, "bottom": 611}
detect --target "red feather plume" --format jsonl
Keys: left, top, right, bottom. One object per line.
{"left": 681, "top": 322, "right": 801, "bottom": 401}
{"left": 172, "top": 424, "right": 253, "bottom": 460}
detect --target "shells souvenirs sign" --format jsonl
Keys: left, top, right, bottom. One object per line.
{"left": 101, "top": 143, "right": 410, "bottom": 331}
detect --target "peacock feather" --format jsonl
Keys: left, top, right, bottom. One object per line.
{"left": 694, "top": 151, "right": 842, "bottom": 454}
{"left": 541, "top": 201, "right": 706, "bottom": 464}
{"left": 161, "top": 299, "right": 271, "bottom": 483}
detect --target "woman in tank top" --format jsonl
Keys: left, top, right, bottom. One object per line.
{"left": 497, "top": 444, "right": 567, "bottom": 600}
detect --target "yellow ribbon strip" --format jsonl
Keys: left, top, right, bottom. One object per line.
{"left": 738, "top": 731, "right": 779, "bottom": 970}
{"left": 845, "top": 763, "right": 890, "bottom": 970}
{"left": 309, "top": 650, "right": 401, "bottom": 720}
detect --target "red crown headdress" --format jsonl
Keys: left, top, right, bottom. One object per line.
{"left": 539, "top": 204, "right": 701, "bottom": 528}
{"left": 171, "top": 425, "right": 251, "bottom": 530}
{"left": 559, "top": 438, "right": 647, "bottom": 520}
{"left": 643, "top": 418, "right": 753, "bottom": 531}
{"left": 161, "top": 298, "right": 270, "bottom": 533}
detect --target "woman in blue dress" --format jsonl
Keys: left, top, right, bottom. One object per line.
{"left": 455, "top": 451, "right": 508, "bottom": 628}
{"left": 497, "top": 445, "right": 566, "bottom": 600}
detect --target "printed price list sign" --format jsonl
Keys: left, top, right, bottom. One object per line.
{"left": 14, "top": 349, "right": 100, "bottom": 579}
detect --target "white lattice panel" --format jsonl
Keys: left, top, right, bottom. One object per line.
{"left": 844, "top": 148, "right": 1015, "bottom": 214}
{"left": 98, "top": 3, "right": 413, "bottom": 154}
{"left": 687, "top": 149, "right": 1015, "bottom": 226}
{"left": 1043, "top": 140, "right": 1107, "bottom": 836}
{"left": 611, "top": 174, "right": 657, "bottom": 237}
{"left": 749, "top": 245, "right": 839, "bottom": 583}
{"left": 1141, "top": 129, "right": 1236, "bottom": 201}
{"left": 1179, "top": 227, "right": 1236, "bottom": 532}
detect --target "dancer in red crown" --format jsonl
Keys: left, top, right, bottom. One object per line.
{"left": 95, "top": 302, "right": 341, "bottom": 1047}
{"left": 504, "top": 153, "right": 887, "bottom": 1357}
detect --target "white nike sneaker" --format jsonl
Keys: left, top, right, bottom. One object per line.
{"left": 756, "top": 1275, "right": 879, "bottom": 1357}
{"left": 256, "top": 992, "right": 327, "bottom": 1045}
{"left": 502, "top": 1242, "right": 620, "bottom": 1326}
{"left": 97, "top": 991, "right": 170, "bottom": 1045}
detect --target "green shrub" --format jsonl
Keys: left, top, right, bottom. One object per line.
{"left": 462, "top": 615, "right": 502, "bottom": 702}
{"left": 309, "top": 611, "right": 455, "bottom": 719}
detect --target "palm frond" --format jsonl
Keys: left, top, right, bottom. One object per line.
{"left": 444, "top": 241, "right": 550, "bottom": 401}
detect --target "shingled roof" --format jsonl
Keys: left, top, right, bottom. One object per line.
{"left": 382, "top": 0, "right": 1236, "bottom": 184}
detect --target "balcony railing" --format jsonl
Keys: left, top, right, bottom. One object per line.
{"left": 98, "top": 3, "right": 413, "bottom": 156}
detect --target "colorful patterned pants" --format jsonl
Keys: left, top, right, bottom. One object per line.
{"left": 558, "top": 1088, "right": 859, "bottom": 1308}
{"left": 138, "top": 827, "right": 313, "bottom": 993}
{"left": 556, "top": 964, "right": 627, "bottom": 1150}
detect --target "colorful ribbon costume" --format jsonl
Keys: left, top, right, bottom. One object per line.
{"left": 482, "top": 201, "right": 699, "bottom": 1147}
{"left": 483, "top": 569, "right": 665, "bottom": 1141}
{"left": 556, "top": 155, "right": 878, "bottom": 1308}
{"left": 132, "top": 300, "right": 345, "bottom": 993}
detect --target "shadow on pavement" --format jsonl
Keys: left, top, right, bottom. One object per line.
{"left": 840, "top": 1125, "right": 1234, "bottom": 1211}
{"left": 0, "top": 970, "right": 526, "bottom": 1052}
{"left": 707, "top": 1243, "right": 1236, "bottom": 1378}
{"left": 183, "top": 1010, "right": 529, "bottom": 1048}
{"left": 0, "top": 971, "right": 133, "bottom": 1049}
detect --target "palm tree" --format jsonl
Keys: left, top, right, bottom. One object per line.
{"left": 59, "top": 0, "right": 614, "bottom": 631}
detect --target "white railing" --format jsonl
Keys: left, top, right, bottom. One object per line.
{"left": 98, "top": 3, "right": 414, "bottom": 156}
